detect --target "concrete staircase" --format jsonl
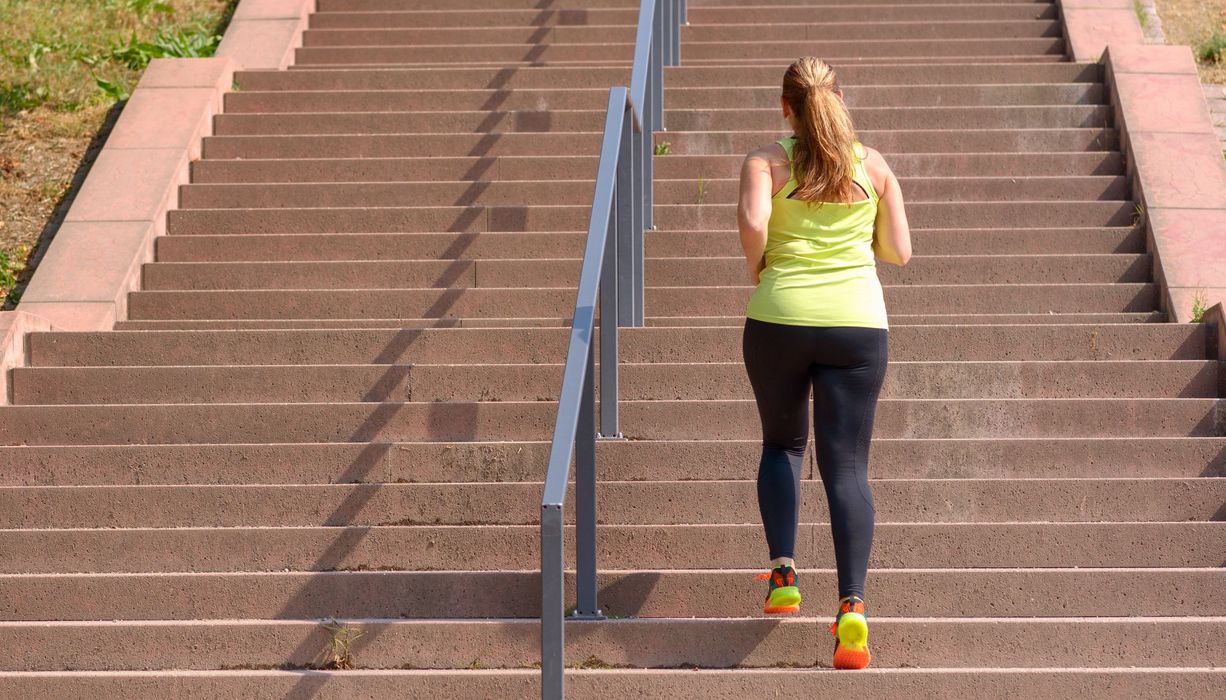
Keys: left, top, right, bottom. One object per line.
{"left": 1, "top": 0, "right": 1224, "bottom": 696}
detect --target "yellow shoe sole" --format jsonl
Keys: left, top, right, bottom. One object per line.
{"left": 763, "top": 585, "right": 802, "bottom": 614}
{"left": 833, "top": 611, "right": 870, "bottom": 670}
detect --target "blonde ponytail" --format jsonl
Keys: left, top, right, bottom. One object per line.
{"left": 781, "top": 57, "right": 859, "bottom": 204}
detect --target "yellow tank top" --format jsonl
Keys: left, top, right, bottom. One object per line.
{"left": 745, "top": 136, "right": 888, "bottom": 329}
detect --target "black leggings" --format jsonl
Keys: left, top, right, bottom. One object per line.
{"left": 742, "top": 318, "right": 888, "bottom": 599}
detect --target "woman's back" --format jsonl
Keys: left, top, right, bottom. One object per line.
{"left": 745, "top": 136, "right": 888, "bottom": 329}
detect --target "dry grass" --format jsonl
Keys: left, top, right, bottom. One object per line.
{"left": 1156, "top": 0, "right": 1226, "bottom": 84}
{"left": 0, "top": 0, "right": 235, "bottom": 306}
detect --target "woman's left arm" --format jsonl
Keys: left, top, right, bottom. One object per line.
{"left": 737, "top": 148, "right": 773, "bottom": 285}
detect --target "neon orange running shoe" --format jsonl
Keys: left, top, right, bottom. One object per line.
{"left": 830, "top": 596, "right": 870, "bottom": 670}
{"left": 754, "top": 564, "right": 801, "bottom": 614}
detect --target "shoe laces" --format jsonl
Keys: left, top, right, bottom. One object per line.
{"left": 830, "top": 597, "right": 866, "bottom": 637}
{"left": 753, "top": 566, "right": 794, "bottom": 588}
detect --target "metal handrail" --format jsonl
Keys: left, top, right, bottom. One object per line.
{"left": 539, "top": 2, "right": 683, "bottom": 698}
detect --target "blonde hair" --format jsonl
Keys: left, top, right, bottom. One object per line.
{"left": 781, "top": 57, "right": 858, "bottom": 204}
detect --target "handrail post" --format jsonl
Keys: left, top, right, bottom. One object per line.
{"left": 616, "top": 103, "right": 635, "bottom": 330}
{"left": 653, "top": 0, "right": 665, "bottom": 131}
{"left": 670, "top": 0, "right": 681, "bottom": 66}
{"left": 600, "top": 179, "right": 622, "bottom": 436}
{"left": 540, "top": 503, "right": 564, "bottom": 699}
{"left": 574, "top": 335, "right": 603, "bottom": 619}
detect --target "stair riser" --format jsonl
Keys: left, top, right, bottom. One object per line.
{"left": 306, "top": 20, "right": 1058, "bottom": 42}
{"left": 661, "top": 129, "right": 1118, "bottom": 155}
{"left": 176, "top": 176, "right": 1130, "bottom": 209}
{"left": 110, "top": 313, "right": 1168, "bottom": 330}
{"left": 3, "top": 670, "right": 1221, "bottom": 700}
{"left": 291, "top": 39, "right": 1064, "bottom": 65}
{"left": 298, "top": 23, "right": 1064, "bottom": 47}
{"left": 2, "top": 523, "right": 1221, "bottom": 573}
{"left": 14, "top": 361, "right": 1214, "bottom": 405}
{"left": 140, "top": 255, "right": 1151, "bottom": 290}
{"left": 0, "top": 399, "right": 1215, "bottom": 445}
{"left": 154, "top": 228, "right": 1144, "bottom": 263}
{"left": 221, "top": 85, "right": 1105, "bottom": 115}
{"left": 28, "top": 325, "right": 1204, "bottom": 367}
{"left": 4, "top": 569, "right": 1225, "bottom": 623}
{"left": 198, "top": 129, "right": 1117, "bottom": 160}
{"left": 3, "top": 479, "right": 1221, "bottom": 528}
{"left": 164, "top": 202, "right": 1133, "bottom": 235}
{"left": 1, "top": 618, "right": 1224, "bottom": 671}
{"left": 210, "top": 107, "right": 1110, "bottom": 136}
{"left": 1, "top": 439, "right": 1221, "bottom": 487}
{"left": 234, "top": 64, "right": 1096, "bottom": 91}
{"left": 124, "top": 284, "right": 1157, "bottom": 320}
{"left": 188, "top": 153, "right": 1127, "bottom": 184}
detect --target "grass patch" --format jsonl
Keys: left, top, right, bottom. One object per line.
{"left": 0, "top": 0, "right": 236, "bottom": 308}
{"left": 1155, "top": 0, "right": 1226, "bottom": 82}
{"left": 653, "top": 140, "right": 671, "bottom": 156}
{"left": 1134, "top": 0, "right": 1150, "bottom": 31}
{"left": 1197, "top": 31, "right": 1226, "bottom": 63}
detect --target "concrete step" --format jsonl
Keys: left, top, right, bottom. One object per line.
{"left": 208, "top": 106, "right": 1111, "bottom": 137}
{"left": 197, "top": 128, "right": 1118, "bottom": 160}
{"left": 319, "top": 0, "right": 1051, "bottom": 9}
{"left": 139, "top": 255, "right": 1151, "bottom": 291}
{"left": 291, "top": 40, "right": 1064, "bottom": 66}
{"left": 177, "top": 176, "right": 1130, "bottom": 209}
{"left": 3, "top": 478, "right": 1221, "bottom": 528}
{"left": 1, "top": 522, "right": 1222, "bottom": 573}
{"left": 2, "top": 668, "right": 1221, "bottom": 700}
{"left": 659, "top": 128, "right": 1119, "bottom": 155}
{"left": 220, "top": 84, "right": 1107, "bottom": 115}
{"left": 28, "top": 324, "right": 1205, "bottom": 367}
{"left": 3, "top": 567, "right": 1225, "bottom": 623}
{"left": 187, "top": 153, "right": 1127, "bottom": 185}
{"left": 0, "top": 398, "right": 1216, "bottom": 445}
{"left": 108, "top": 312, "right": 1168, "bottom": 331}
{"left": 232, "top": 63, "right": 1098, "bottom": 91}
{"left": 123, "top": 283, "right": 1157, "bottom": 320}
{"left": 153, "top": 228, "right": 1145, "bottom": 264}
{"left": 163, "top": 201, "right": 1133, "bottom": 235}
{"left": 308, "top": 8, "right": 639, "bottom": 29}
{"left": 3, "top": 617, "right": 1224, "bottom": 671}
{"left": 299, "top": 22, "right": 1063, "bottom": 47}
{"left": 1, "top": 438, "right": 1220, "bottom": 487}
{"left": 14, "top": 359, "right": 1212, "bottom": 405}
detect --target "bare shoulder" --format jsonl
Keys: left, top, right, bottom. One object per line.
{"left": 744, "top": 142, "right": 788, "bottom": 167}
{"left": 860, "top": 144, "right": 894, "bottom": 194}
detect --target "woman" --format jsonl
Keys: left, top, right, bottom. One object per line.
{"left": 737, "top": 56, "right": 911, "bottom": 671}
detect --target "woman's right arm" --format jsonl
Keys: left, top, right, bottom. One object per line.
{"left": 866, "top": 148, "right": 912, "bottom": 267}
{"left": 737, "top": 148, "right": 774, "bottom": 284}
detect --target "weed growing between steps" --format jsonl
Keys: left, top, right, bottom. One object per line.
{"left": 319, "top": 619, "right": 364, "bottom": 670}
{"left": 0, "top": 0, "right": 237, "bottom": 307}
{"left": 1192, "top": 289, "right": 1208, "bottom": 322}
{"left": 654, "top": 141, "right": 672, "bottom": 156}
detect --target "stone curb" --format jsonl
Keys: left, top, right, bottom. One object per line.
{"left": 0, "top": 0, "right": 315, "bottom": 403}
{"left": 1061, "top": 0, "right": 1226, "bottom": 322}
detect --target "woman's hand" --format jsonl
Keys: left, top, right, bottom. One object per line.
{"left": 748, "top": 256, "right": 765, "bottom": 286}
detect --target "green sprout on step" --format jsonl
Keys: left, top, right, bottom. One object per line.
{"left": 1191, "top": 289, "right": 1207, "bottom": 323}
{"left": 696, "top": 173, "right": 708, "bottom": 205}
{"left": 654, "top": 141, "right": 671, "bottom": 156}
{"left": 319, "top": 619, "right": 364, "bottom": 670}
{"left": 1131, "top": 203, "right": 1145, "bottom": 227}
